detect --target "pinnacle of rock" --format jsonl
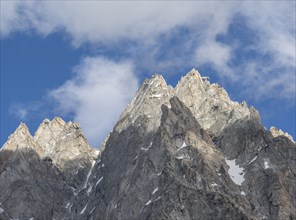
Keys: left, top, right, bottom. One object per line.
{"left": 114, "top": 73, "right": 173, "bottom": 133}
{"left": 270, "top": 126, "right": 294, "bottom": 142}
{"left": 1, "top": 69, "right": 295, "bottom": 220}
{"left": 2, "top": 123, "right": 44, "bottom": 156}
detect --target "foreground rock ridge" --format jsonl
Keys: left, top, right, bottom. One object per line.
{"left": 1, "top": 69, "right": 295, "bottom": 220}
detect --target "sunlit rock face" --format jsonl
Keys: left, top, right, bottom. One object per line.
{"left": 1, "top": 70, "right": 295, "bottom": 220}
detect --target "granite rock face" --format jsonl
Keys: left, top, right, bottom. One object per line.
{"left": 1, "top": 69, "right": 295, "bottom": 220}
{"left": 0, "top": 119, "right": 98, "bottom": 219}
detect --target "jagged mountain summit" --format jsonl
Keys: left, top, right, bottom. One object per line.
{"left": 1, "top": 69, "right": 295, "bottom": 220}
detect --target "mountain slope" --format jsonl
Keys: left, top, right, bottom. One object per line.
{"left": 1, "top": 69, "right": 295, "bottom": 220}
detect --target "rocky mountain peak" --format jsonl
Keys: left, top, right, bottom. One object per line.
{"left": 11, "top": 122, "right": 30, "bottom": 138}
{"left": 114, "top": 73, "right": 173, "bottom": 133}
{"left": 175, "top": 68, "right": 206, "bottom": 91}
{"left": 1, "top": 122, "right": 44, "bottom": 156}
{"left": 1, "top": 70, "right": 295, "bottom": 220}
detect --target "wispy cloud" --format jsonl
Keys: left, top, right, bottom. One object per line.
{"left": 1, "top": 1, "right": 294, "bottom": 101}
{"left": 9, "top": 104, "right": 28, "bottom": 121}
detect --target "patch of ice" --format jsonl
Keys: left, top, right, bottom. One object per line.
{"left": 154, "top": 196, "right": 162, "bottom": 201}
{"left": 83, "top": 160, "right": 96, "bottom": 189}
{"left": 152, "top": 188, "right": 158, "bottom": 195}
{"left": 95, "top": 176, "right": 104, "bottom": 187}
{"left": 150, "top": 94, "right": 162, "bottom": 98}
{"left": 0, "top": 207, "right": 4, "bottom": 213}
{"left": 80, "top": 203, "right": 88, "bottom": 214}
{"left": 248, "top": 156, "right": 257, "bottom": 165}
{"left": 89, "top": 207, "right": 95, "bottom": 214}
{"left": 87, "top": 185, "right": 93, "bottom": 195}
{"left": 264, "top": 160, "right": 269, "bottom": 169}
{"left": 145, "top": 199, "right": 152, "bottom": 205}
{"left": 65, "top": 202, "right": 72, "bottom": 213}
{"left": 177, "top": 141, "right": 187, "bottom": 152}
{"left": 225, "top": 159, "right": 245, "bottom": 186}
{"left": 141, "top": 142, "right": 153, "bottom": 151}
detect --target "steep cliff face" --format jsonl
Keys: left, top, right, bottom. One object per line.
{"left": 1, "top": 69, "right": 295, "bottom": 220}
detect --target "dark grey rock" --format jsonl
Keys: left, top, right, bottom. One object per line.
{"left": 1, "top": 70, "right": 295, "bottom": 220}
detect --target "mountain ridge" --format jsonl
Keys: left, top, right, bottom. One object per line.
{"left": 1, "top": 69, "right": 295, "bottom": 220}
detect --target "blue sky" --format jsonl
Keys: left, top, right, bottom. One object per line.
{"left": 1, "top": 1, "right": 295, "bottom": 146}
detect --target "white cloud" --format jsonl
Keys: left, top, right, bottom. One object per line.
{"left": 0, "top": 1, "right": 236, "bottom": 44}
{"left": 2, "top": 1, "right": 295, "bottom": 141}
{"left": 49, "top": 57, "right": 139, "bottom": 146}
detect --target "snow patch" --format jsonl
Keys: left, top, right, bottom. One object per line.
{"left": 264, "top": 160, "right": 269, "bottom": 169}
{"left": 0, "top": 207, "right": 4, "bottom": 213}
{"left": 145, "top": 199, "right": 152, "bottom": 205}
{"left": 154, "top": 196, "right": 162, "bottom": 201}
{"left": 95, "top": 176, "right": 104, "bottom": 187}
{"left": 80, "top": 203, "right": 88, "bottom": 215}
{"left": 177, "top": 141, "right": 187, "bottom": 152}
{"left": 87, "top": 185, "right": 93, "bottom": 195}
{"left": 156, "top": 171, "right": 162, "bottom": 176}
{"left": 241, "top": 191, "right": 246, "bottom": 196}
{"left": 150, "top": 94, "right": 162, "bottom": 98}
{"left": 65, "top": 202, "right": 72, "bottom": 213}
{"left": 225, "top": 159, "right": 245, "bottom": 185}
{"left": 141, "top": 142, "right": 153, "bottom": 151}
{"left": 89, "top": 207, "right": 95, "bottom": 214}
{"left": 152, "top": 188, "right": 158, "bottom": 195}
{"left": 211, "top": 183, "right": 218, "bottom": 187}
{"left": 248, "top": 156, "right": 257, "bottom": 165}
{"left": 176, "top": 156, "right": 184, "bottom": 160}
{"left": 83, "top": 160, "right": 96, "bottom": 189}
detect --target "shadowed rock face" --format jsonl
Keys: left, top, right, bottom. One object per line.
{"left": 1, "top": 69, "right": 295, "bottom": 220}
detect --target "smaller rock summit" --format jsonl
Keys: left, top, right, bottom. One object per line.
{"left": 0, "top": 118, "right": 98, "bottom": 219}
{"left": 269, "top": 126, "right": 294, "bottom": 142}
